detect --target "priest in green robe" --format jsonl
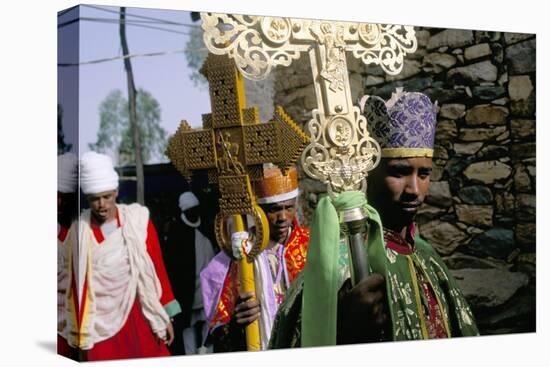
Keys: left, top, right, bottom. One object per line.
{"left": 269, "top": 89, "right": 478, "bottom": 348}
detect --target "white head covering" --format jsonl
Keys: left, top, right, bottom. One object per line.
{"left": 57, "top": 152, "right": 78, "bottom": 193}
{"left": 179, "top": 191, "right": 200, "bottom": 211}
{"left": 179, "top": 191, "right": 201, "bottom": 227}
{"left": 80, "top": 151, "right": 119, "bottom": 195}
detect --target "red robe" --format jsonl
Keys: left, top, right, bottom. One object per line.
{"left": 82, "top": 209, "right": 178, "bottom": 361}
{"left": 57, "top": 225, "right": 78, "bottom": 359}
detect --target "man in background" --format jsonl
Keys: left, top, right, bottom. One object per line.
{"left": 162, "top": 191, "right": 217, "bottom": 355}
{"left": 57, "top": 152, "right": 79, "bottom": 360}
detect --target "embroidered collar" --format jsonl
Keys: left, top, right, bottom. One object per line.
{"left": 384, "top": 223, "right": 416, "bottom": 255}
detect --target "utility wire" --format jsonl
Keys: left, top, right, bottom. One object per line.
{"left": 58, "top": 16, "right": 196, "bottom": 36}
{"left": 80, "top": 17, "right": 195, "bottom": 35}
{"left": 80, "top": 17, "right": 191, "bottom": 25}
{"left": 58, "top": 47, "right": 208, "bottom": 67}
{"left": 58, "top": 16, "right": 182, "bottom": 27}
{"left": 81, "top": 4, "right": 199, "bottom": 28}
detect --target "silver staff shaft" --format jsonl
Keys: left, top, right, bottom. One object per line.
{"left": 340, "top": 207, "right": 369, "bottom": 285}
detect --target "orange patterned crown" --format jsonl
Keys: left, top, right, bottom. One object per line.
{"left": 253, "top": 165, "right": 299, "bottom": 204}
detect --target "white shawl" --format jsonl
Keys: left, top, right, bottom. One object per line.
{"left": 77, "top": 204, "right": 169, "bottom": 349}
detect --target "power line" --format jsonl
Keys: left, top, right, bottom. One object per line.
{"left": 58, "top": 47, "right": 208, "bottom": 67}
{"left": 76, "top": 17, "right": 195, "bottom": 36}
{"left": 81, "top": 4, "right": 199, "bottom": 28}
{"left": 81, "top": 17, "right": 191, "bottom": 25}
{"left": 58, "top": 16, "right": 197, "bottom": 36}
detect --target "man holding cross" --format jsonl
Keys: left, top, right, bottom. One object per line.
{"left": 200, "top": 165, "right": 309, "bottom": 352}
{"left": 270, "top": 89, "right": 478, "bottom": 348}
{"left": 165, "top": 51, "right": 310, "bottom": 352}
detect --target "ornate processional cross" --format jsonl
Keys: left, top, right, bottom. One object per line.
{"left": 200, "top": 13, "right": 418, "bottom": 193}
{"left": 166, "top": 54, "right": 309, "bottom": 351}
{"left": 167, "top": 53, "right": 308, "bottom": 257}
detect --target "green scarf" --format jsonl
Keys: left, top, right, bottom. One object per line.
{"left": 300, "top": 191, "right": 478, "bottom": 346}
{"left": 301, "top": 191, "right": 385, "bottom": 346}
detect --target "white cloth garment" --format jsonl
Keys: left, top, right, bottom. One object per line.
{"left": 58, "top": 221, "right": 79, "bottom": 343}
{"left": 255, "top": 188, "right": 299, "bottom": 204}
{"left": 179, "top": 191, "right": 199, "bottom": 212}
{"left": 57, "top": 225, "right": 70, "bottom": 336}
{"left": 179, "top": 191, "right": 201, "bottom": 227}
{"left": 57, "top": 152, "right": 78, "bottom": 193}
{"left": 77, "top": 204, "right": 169, "bottom": 349}
{"left": 229, "top": 229, "right": 289, "bottom": 350}
{"left": 253, "top": 247, "right": 289, "bottom": 350}
{"left": 80, "top": 151, "right": 119, "bottom": 194}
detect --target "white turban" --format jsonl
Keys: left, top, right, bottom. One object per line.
{"left": 57, "top": 152, "right": 78, "bottom": 193}
{"left": 178, "top": 191, "right": 199, "bottom": 212}
{"left": 179, "top": 191, "right": 200, "bottom": 227}
{"left": 80, "top": 151, "right": 119, "bottom": 195}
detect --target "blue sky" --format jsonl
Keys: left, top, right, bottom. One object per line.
{"left": 58, "top": 4, "right": 211, "bottom": 163}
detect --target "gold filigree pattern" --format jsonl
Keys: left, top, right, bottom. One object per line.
{"left": 301, "top": 108, "right": 381, "bottom": 192}
{"left": 201, "top": 13, "right": 417, "bottom": 80}
{"left": 200, "top": 13, "right": 414, "bottom": 193}
{"left": 166, "top": 53, "right": 308, "bottom": 258}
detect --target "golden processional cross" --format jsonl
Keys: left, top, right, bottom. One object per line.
{"left": 166, "top": 53, "right": 308, "bottom": 351}
{"left": 200, "top": 13, "right": 417, "bottom": 192}
{"left": 200, "top": 14, "right": 417, "bottom": 285}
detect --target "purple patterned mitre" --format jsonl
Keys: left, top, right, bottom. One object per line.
{"left": 360, "top": 88, "right": 438, "bottom": 158}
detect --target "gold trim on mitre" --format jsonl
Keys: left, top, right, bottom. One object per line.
{"left": 381, "top": 148, "right": 434, "bottom": 158}
{"left": 254, "top": 165, "right": 299, "bottom": 204}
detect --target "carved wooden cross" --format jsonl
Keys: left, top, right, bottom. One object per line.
{"left": 166, "top": 53, "right": 308, "bottom": 350}
{"left": 201, "top": 14, "right": 417, "bottom": 192}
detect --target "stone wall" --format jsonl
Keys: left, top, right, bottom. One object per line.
{"left": 272, "top": 26, "right": 536, "bottom": 335}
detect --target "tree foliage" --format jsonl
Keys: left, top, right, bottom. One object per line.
{"left": 184, "top": 24, "right": 208, "bottom": 88}
{"left": 57, "top": 104, "right": 73, "bottom": 154}
{"left": 89, "top": 88, "right": 168, "bottom": 165}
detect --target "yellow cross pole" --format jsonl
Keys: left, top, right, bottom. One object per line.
{"left": 166, "top": 53, "right": 308, "bottom": 350}
{"left": 231, "top": 214, "right": 260, "bottom": 350}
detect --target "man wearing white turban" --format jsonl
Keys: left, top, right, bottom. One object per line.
{"left": 75, "top": 151, "right": 181, "bottom": 361}
{"left": 57, "top": 152, "right": 79, "bottom": 359}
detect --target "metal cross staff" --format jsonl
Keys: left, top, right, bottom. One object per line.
{"left": 201, "top": 13, "right": 417, "bottom": 284}
{"left": 166, "top": 53, "right": 308, "bottom": 350}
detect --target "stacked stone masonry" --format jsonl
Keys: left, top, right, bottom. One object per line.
{"left": 272, "top": 26, "right": 535, "bottom": 335}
